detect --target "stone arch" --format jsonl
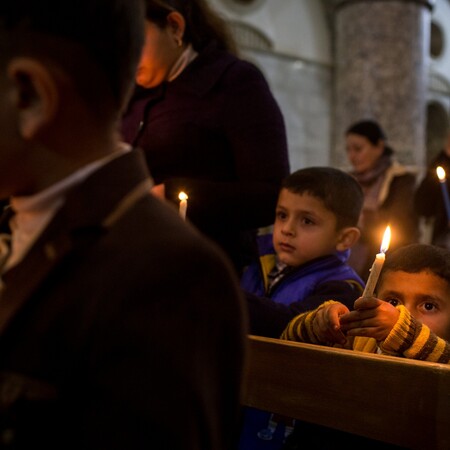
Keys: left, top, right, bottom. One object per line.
{"left": 426, "top": 100, "right": 449, "bottom": 163}
{"left": 430, "top": 20, "right": 445, "bottom": 58}
{"left": 227, "top": 20, "right": 273, "bottom": 51}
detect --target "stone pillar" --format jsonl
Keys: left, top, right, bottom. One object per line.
{"left": 331, "top": 0, "right": 434, "bottom": 168}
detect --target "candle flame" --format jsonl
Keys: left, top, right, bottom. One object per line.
{"left": 380, "top": 226, "right": 391, "bottom": 254}
{"left": 178, "top": 191, "right": 188, "bottom": 201}
{"left": 437, "top": 166, "right": 447, "bottom": 182}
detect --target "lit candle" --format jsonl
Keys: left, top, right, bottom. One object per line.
{"left": 362, "top": 226, "right": 391, "bottom": 298}
{"left": 178, "top": 191, "right": 188, "bottom": 220}
{"left": 436, "top": 166, "right": 450, "bottom": 223}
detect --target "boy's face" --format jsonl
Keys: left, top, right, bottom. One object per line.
{"left": 378, "top": 270, "right": 450, "bottom": 342}
{"left": 272, "top": 189, "right": 343, "bottom": 267}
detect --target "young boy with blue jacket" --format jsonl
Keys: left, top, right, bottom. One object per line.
{"left": 240, "top": 166, "right": 365, "bottom": 450}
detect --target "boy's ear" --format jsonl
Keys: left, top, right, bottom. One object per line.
{"left": 7, "top": 57, "right": 59, "bottom": 140}
{"left": 167, "top": 11, "right": 186, "bottom": 46}
{"left": 336, "top": 227, "right": 361, "bottom": 252}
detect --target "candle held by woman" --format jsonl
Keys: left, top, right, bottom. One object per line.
{"left": 436, "top": 166, "right": 450, "bottom": 224}
{"left": 178, "top": 191, "right": 188, "bottom": 220}
{"left": 362, "top": 226, "right": 391, "bottom": 297}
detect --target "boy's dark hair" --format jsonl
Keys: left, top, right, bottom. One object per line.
{"left": 380, "top": 243, "right": 450, "bottom": 287}
{"left": 144, "top": 0, "right": 236, "bottom": 53}
{"left": 0, "top": 0, "right": 145, "bottom": 118}
{"left": 281, "top": 167, "right": 363, "bottom": 229}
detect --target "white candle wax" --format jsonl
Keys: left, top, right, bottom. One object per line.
{"left": 362, "top": 252, "right": 385, "bottom": 298}
{"left": 362, "top": 225, "right": 391, "bottom": 298}
{"left": 179, "top": 199, "right": 187, "bottom": 219}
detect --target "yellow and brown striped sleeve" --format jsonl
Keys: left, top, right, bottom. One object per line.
{"left": 380, "top": 305, "right": 450, "bottom": 364}
{"left": 280, "top": 300, "right": 339, "bottom": 344}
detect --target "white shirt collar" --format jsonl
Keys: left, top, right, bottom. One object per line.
{"left": 6, "top": 144, "right": 130, "bottom": 270}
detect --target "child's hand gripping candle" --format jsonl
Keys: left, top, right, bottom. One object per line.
{"left": 178, "top": 191, "right": 188, "bottom": 220}
{"left": 436, "top": 166, "right": 450, "bottom": 224}
{"left": 362, "top": 225, "right": 391, "bottom": 298}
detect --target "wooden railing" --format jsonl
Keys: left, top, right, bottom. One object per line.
{"left": 242, "top": 335, "right": 450, "bottom": 449}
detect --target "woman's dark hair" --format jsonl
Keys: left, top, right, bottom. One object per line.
{"left": 346, "top": 119, "right": 394, "bottom": 156}
{"left": 144, "top": 0, "right": 236, "bottom": 53}
{"left": 380, "top": 243, "right": 450, "bottom": 287}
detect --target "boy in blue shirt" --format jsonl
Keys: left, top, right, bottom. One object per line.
{"left": 240, "top": 166, "right": 365, "bottom": 450}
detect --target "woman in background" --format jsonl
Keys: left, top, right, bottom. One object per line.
{"left": 121, "top": 0, "right": 290, "bottom": 275}
{"left": 345, "top": 120, "right": 419, "bottom": 279}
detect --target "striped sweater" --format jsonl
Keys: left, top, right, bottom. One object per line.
{"left": 281, "top": 301, "right": 450, "bottom": 364}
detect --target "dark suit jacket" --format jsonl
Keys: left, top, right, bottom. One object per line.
{"left": 0, "top": 150, "right": 247, "bottom": 450}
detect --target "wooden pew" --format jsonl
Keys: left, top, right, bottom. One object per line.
{"left": 242, "top": 335, "right": 450, "bottom": 449}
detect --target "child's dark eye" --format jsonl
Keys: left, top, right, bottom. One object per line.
{"left": 386, "top": 298, "right": 399, "bottom": 307}
{"left": 276, "top": 211, "right": 287, "bottom": 220}
{"left": 416, "top": 302, "right": 440, "bottom": 315}
{"left": 301, "top": 217, "right": 314, "bottom": 225}
{"left": 421, "top": 302, "right": 437, "bottom": 312}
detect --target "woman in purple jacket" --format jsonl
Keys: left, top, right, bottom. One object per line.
{"left": 121, "top": 0, "right": 290, "bottom": 275}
